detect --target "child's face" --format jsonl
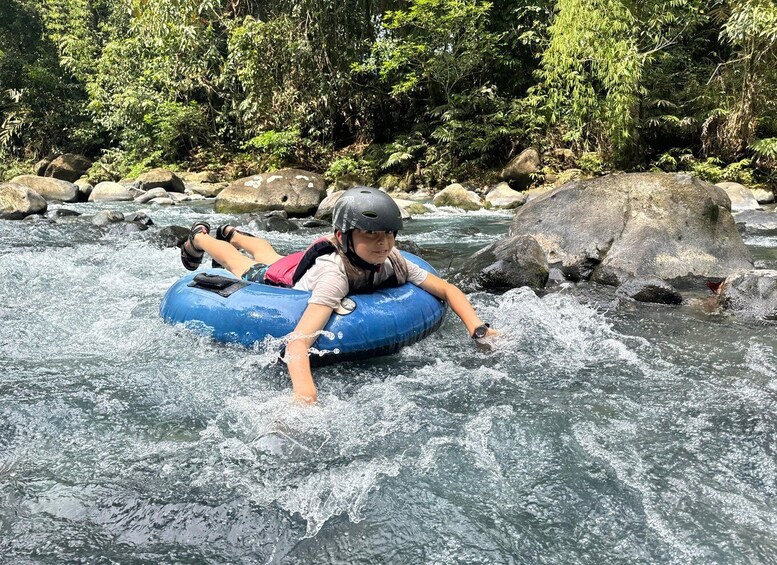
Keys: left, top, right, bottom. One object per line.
{"left": 349, "top": 229, "right": 396, "bottom": 265}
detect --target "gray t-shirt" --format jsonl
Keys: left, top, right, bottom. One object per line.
{"left": 293, "top": 253, "right": 429, "bottom": 309}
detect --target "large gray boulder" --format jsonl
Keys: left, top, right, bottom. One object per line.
{"left": 44, "top": 153, "right": 92, "bottom": 183}
{"left": 509, "top": 172, "right": 753, "bottom": 287}
{"left": 0, "top": 183, "right": 47, "bottom": 219}
{"left": 136, "top": 168, "right": 185, "bottom": 193}
{"left": 459, "top": 234, "right": 549, "bottom": 291}
{"left": 717, "top": 270, "right": 777, "bottom": 320}
{"left": 500, "top": 148, "right": 541, "bottom": 189}
{"left": 215, "top": 169, "right": 326, "bottom": 216}
{"left": 89, "top": 182, "right": 133, "bottom": 202}
{"left": 10, "top": 175, "right": 78, "bottom": 202}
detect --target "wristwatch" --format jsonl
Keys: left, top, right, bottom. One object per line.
{"left": 471, "top": 323, "right": 490, "bottom": 339}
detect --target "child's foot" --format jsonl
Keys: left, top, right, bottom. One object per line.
{"left": 212, "top": 224, "right": 254, "bottom": 268}
{"left": 180, "top": 222, "right": 210, "bottom": 271}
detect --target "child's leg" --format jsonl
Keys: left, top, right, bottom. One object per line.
{"left": 218, "top": 225, "right": 284, "bottom": 265}
{"left": 230, "top": 231, "right": 284, "bottom": 264}
{"left": 193, "top": 232, "right": 255, "bottom": 278}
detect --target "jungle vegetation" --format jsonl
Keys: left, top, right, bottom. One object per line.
{"left": 1, "top": 0, "right": 776, "bottom": 188}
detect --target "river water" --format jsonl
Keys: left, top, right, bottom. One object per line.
{"left": 2, "top": 200, "right": 777, "bottom": 564}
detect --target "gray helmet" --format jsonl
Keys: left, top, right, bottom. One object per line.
{"left": 332, "top": 187, "right": 403, "bottom": 250}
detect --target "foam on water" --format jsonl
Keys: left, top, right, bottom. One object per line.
{"left": 2, "top": 204, "right": 777, "bottom": 562}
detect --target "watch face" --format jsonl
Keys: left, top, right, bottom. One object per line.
{"left": 335, "top": 297, "right": 356, "bottom": 315}
{"left": 474, "top": 325, "right": 488, "bottom": 339}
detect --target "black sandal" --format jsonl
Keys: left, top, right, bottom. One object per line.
{"left": 180, "top": 222, "right": 210, "bottom": 271}
{"left": 212, "top": 224, "right": 254, "bottom": 268}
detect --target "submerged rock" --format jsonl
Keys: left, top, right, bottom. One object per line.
{"left": 734, "top": 210, "right": 777, "bottom": 236}
{"left": 460, "top": 234, "right": 549, "bottom": 291}
{"left": 149, "top": 225, "right": 190, "bottom": 248}
{"left": 509, "top": 172, "right": 752, "bottom": 288}
{"left": 92, "top": 210, "right": 125, "bottom": 226}
{"left": 0, "top": 183, "right": 47, "bottom": 219}
{"left": 46, "top": 208, "right": 81, "bottom": 220}
{"left": 617, "top": 277, "right": 683, "bottom": 305}
{"left": 718, "top": 269, "right": 777, "bottom": 320}
{"left": 10, "top": 175, "right": 78, "bottom": 202}
{"left": 215, "top": 169, "right": 326, "bottom": 216}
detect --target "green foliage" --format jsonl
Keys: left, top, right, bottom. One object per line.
{"left": 325, "top": 155, "right": 373, "bottom": 184}
{"left": 2, "top": 0, "right": 776, "bottom": 188}
{"left": 751, "top": 138, "right": 777, "bottom": 160}
{"left": 690, "top": 157, "right": 757, "bottom": 185}
{"left": 244, "top": 129, "right": 303, "bottom": 169}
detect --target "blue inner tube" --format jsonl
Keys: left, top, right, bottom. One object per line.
{"left": 160, "top": 252, "right": 447, "bottom": 365}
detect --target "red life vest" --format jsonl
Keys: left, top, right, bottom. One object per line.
{"left": 264, "top": 237, "right": 335, "bottom": 287}
{"left": 263, "top": 236, "right": 409, "bottom": 291}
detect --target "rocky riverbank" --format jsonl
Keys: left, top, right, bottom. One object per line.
{"left": 3, "top": 158, "right": 777, "bottom": 321}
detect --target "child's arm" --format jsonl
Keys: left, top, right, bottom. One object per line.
{"left": 284, "top": 303, "right": 334, "bottom": 403}
{"left": 419, "top": 273, "right": 497, "bottom": 338}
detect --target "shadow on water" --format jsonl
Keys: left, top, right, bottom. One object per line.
{"left": 1, "top": 203, "right": 777, "bottom": 563}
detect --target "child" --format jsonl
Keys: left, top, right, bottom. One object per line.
{"left": 180, "top": 187, "right": 497, "bottom": 403}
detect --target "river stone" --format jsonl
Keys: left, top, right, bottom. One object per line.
{"left": 314, "top": 191, "right": 345, "bottom": 221}
{"left": 10, "top": 175, "right": 78, "bottom": 202}
{"left": 34, "top": 156, "right": 54, "bottom": 176}
{"left": 302, "top": 219, "right": 330, "bottom": 228}
{"left": 148, "top": 225, "right": 190, "bottom": 248}
{"left": 134, "top": 187, "right": 168, "bottom": 204}
{"left": 185, "top": 181, "right": 227, "bottom": 197}
{"left": 149, "top": 197, "right": 174, "bottom": 206}
{"left": 616, "top": 277, "right": 683, "bottom": 305}
{"left": 177, "top": 171, "right": 221, "bottom": 184}
{"left": 92, "top": 210, "right": 124, "bottom": 226}
{"left": 125, "top": 212, "right": 153, "bottom": 226}
{"left": 44, "top": 153, "right": 92, "bottom": 183}
{"left": 715, "top": 181, "right": 761, "bottom": 211}
{"left": 215, "top": 169, "right": 326, "bottom": 216}
{"left": 248, "top": 212, "right": 299, "bottom": 233}
{"left": 432, "top": 183, "right": 482, "bottom": 211}
{"left": 500, "top": 148, "right": 541, "bottom": 189}
{"left": 460, "top": 234, "right": 549, "bottom": 291}
{"left": 46, "top": 208, "right": 81, "bottom": 220}
{"left": 718, "top": 269, "right": 777, "bottom": 320}
{"left": 395, "top": 238, "right": 423, "bottom": 256}
{"left": 509, "top": 172, "right": 753, "bottom": 288}
{"left": 751, "top": 187, "right": 775, "bottom": 204}
{"left": 74, "top": 179, "right": 93, "bottom": 201}
{"left": 485, "top": 183, "right": 527, "bottom": 209}
{"left": 169, "top": 192, "right": 190, "bottom": 203}
{"left": 89, "top": 182, "right": 132, "bottom": 202}
{"left": 136, "top": 168, "right": 185, "bottom": 193}
{"left": 734, "top": 210, "right": 777, "bottom": 236}
{"left": 0, "top": 183, "right": 47, "bottom": 219}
